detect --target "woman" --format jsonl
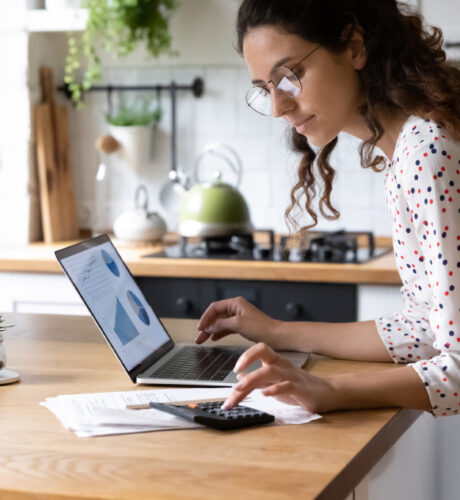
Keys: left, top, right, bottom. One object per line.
{"left": 196, "top": 0, "right": 460, "bottom": 416}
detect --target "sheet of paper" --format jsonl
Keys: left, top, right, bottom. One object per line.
{"left": 40, "top": 387, "right": 321, "bottom": 437}
{"left": 41, "top": 388, "right": 233, "bottom": 437}
{"left": 243, "top": 390, "right": 322, "bottom": 425}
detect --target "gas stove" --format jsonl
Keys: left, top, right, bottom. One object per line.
{"left": 145, "top": 229, "right": 390, "bottom": 264}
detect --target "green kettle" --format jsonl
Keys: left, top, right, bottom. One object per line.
{"left": 178, "top": 144, "right": 252, "bottom": 237}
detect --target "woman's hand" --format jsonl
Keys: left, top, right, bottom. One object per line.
{"left": 195, "top": 297, "right": 282, "bottom": 347}
{"left": 222, "top": 342, "right": 336, "bottom": 414}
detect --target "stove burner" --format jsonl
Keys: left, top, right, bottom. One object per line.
{"left": 180, "top": 233, "right": 256, "bottom": 257}
{"left": 145, "top": 229, "right": 387, "bottom": 264}
{"left": 279, "top": 230, "right": 375, "bottom": 263}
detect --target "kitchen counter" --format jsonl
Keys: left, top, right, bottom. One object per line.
{"left": 0, "top": 236, "right": 401, "bottom": 285}
{"left": 0, "top": 312, "right": 421, "bottom": 500}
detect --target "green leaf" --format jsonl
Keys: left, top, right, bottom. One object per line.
{"left": 0, "top": 315, "right": 12, "bottom": 334}
{"left": 65, "top": 0, "right": 179, "bottom": 107}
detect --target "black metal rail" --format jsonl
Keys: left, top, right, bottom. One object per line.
{"left": 58, "top": 77, "right": 205, "bottom": 174}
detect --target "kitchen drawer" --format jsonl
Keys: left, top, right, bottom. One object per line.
{"left": 135, "top": 277, "right": 357, "bottom": 322}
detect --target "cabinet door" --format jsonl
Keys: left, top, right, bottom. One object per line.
{"left": 0, "top": 272, "right": 88, "bottom": 315}
{"left": 137, "top": 277, "right": 357, "bottom": 322}
{"left": 136, "top": 277, "right": 216, "bottom": 319}
{"left": 215, "top": 280, "right": 357, "bottom": 322}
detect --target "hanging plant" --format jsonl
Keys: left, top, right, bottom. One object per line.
{"left": 64, "top": 0, "right": 178, "bottom": 107}
{"left": 106, "top": 95, "right": 163, "bottom": 126}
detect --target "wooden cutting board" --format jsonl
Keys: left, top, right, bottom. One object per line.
{"left": 34, "top": 67, "right": 79, "bottom": 242}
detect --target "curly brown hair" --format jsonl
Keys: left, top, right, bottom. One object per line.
{"left": 237, "top": 0, "right": 460, "bottom": 235}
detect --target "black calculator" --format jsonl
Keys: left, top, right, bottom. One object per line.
{"left": 148, "top": 401, "right": 275, "bottom": 430}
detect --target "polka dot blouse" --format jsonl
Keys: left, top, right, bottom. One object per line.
{"left": 375, "top": 115, "right": 460, "bottom": 417}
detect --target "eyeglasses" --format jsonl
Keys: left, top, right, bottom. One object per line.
{"left": 245, "top": 45, "right": 321, "bottom": 116}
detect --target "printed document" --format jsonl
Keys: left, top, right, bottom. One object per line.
{"left": 41, "top": 387, "right": 321, "bottom": 437}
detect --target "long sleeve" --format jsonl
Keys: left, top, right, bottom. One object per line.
{"left": 375, "top": 117, "right": 460, "bottom": 416}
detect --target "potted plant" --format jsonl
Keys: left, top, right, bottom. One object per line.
{"left": 0, "top": 314, "right": 12, "bottom": 367}
{"left": 105, "top": 96, "right": 162, "bottom": 169}
{"left": 64, "top": 0, "right": 178, "bottom": 106}
{"left": 0, "top": 315, "right": 19, "bottom": 385}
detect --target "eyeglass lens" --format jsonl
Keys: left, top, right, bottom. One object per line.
{"left": 246, "top": 66, "right": 302, "bottom": 116}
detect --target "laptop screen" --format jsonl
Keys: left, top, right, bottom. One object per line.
{"left": 56, "top": 235, "right": 171, "bottom": 372}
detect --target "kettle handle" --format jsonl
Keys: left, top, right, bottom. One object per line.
{"left": 135, "top": 185, "right": 149, "bottom": 211}
{"left": 193, "top": 143, "right": 243, "bottom": 187}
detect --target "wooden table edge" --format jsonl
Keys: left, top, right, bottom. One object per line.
{"left": 316, "top": 408, "right": 421, "bottom": 499}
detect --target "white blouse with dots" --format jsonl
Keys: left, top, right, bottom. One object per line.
{"left": 375, "top": 115, "right": 460, "bottom": 417}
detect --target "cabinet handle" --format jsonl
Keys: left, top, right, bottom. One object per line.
{"left": 175, "top": 297, "right": 193, "bottom": 314}
{"left": 285, "top": 302, "right": 303, "bottom": 319}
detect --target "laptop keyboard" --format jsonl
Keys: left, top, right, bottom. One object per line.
{"left": 150, "top": 346, "right": 246, "bottom": 381}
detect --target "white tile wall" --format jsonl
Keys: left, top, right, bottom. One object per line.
{"left": 61, "top": 63, "right": 393, "bottom": 236}
{"left": 0, "top": 0, "right": 395, "bottom": 244}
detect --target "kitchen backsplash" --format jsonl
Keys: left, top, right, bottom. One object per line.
{"left": 3, "top": 0, "right": 459, "bottom": 245}
{"left": 60, "top": 63, "right": 393, "bottom": 237}
{"left": 1, "top": 3, "right": 393, "bottom": 245}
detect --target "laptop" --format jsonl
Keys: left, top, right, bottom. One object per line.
{"left": 55, "top": 234, "right": 309, "bottom": 386}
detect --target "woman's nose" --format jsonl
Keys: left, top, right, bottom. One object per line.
{"left": 270, "top": 89, "right": 295, "bottom": 118}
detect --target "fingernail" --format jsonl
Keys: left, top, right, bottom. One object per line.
{"left": 221, "top": 400, "right": 231, "bottom": 410}
{"left": 233, "top": 362, "right": 241, "bottom": 373}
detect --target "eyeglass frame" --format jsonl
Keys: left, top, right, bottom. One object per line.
{"left": 245, "top": 44, "right": 321, "bottom": 116}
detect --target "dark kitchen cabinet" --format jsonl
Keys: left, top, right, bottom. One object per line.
{"left": 135, "top": 277, "right": 357, "bottom": 322}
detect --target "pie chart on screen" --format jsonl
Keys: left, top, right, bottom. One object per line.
{"left": 101, "top": 249, "right": 120, "bottom": 277}
{"left": 127, "top": 290, "right": 150, "bottom": 325}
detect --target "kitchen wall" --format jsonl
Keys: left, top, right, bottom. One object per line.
{"left": 24, "top": 0, "right": 392, "bottom": 239}
{"left": 62, "top": 64, "right": 392, "bottom": 236}
{"left": 3, "top": 0, "right": 459, "bottom": 244}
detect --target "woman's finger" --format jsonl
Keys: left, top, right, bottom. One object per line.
{"left": 262, "top": 381, "right": 301, "bottom": 406}
{"left": 233, "top": 342, "right": 278, "bottom": 373}
{"left": 261, "top": 380, "right": 294, "bottom": 397}
{"left": 210, "top": 331, "right": 234, "bottom": 341}
{"left": 195, "top": 330, "right": 209, "bottom": 344}
{"left": 197, "top": 299, "right": 237, "bottom": 331}
{"left": 234, "top": 363, "right": 279, "bottom": 394}
{"left": 195, "top": 316, "right": 239, "bottom": 344}
{"left": 223, "top": 364, "right": 278, "bottom": 409}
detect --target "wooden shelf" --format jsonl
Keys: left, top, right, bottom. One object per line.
{"left": 26, "top": 8, "right": 88, "bottom": 32}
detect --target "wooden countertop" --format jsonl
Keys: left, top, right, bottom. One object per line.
{"left": 0, "top": 236, "right": 401, "bottom": 285}
{"left": 0, "top": 312, "right": 420, "bottom": 500}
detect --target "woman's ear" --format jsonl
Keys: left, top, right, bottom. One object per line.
{"left": 343, "top": 25, "right": 367, "bottom": 70}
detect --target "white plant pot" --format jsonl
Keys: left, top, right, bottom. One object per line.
{"left": 0, "top": 332, "right": 20, "bottom": 385}
{"left": 108, "top": 125, "right": 153, "bottom": 171}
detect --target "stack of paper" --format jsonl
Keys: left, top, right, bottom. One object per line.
{"left": 40, "top": 387, "right": 321, "bottom": 437}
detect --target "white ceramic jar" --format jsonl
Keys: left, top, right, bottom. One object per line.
{"left": 108, "top": 125, "right": 153, "bottom": 171}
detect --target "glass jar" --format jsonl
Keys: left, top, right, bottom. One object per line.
{"left": 92, "top": 153, "right": 113, "bottom": 236}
